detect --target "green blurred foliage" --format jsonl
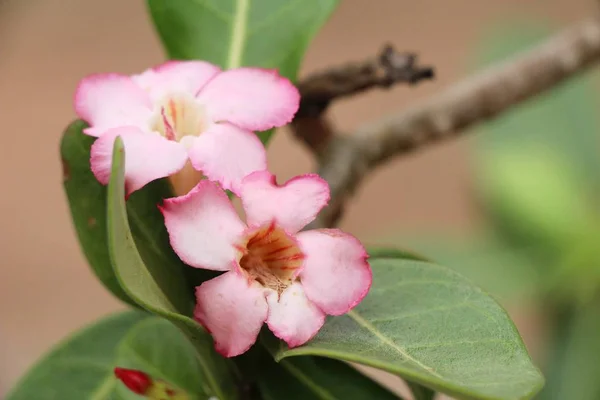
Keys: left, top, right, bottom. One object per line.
{"left": 471, "top": 20, "right": 600, "bottom": 304}
{"left": 386, "top": 18, "right": 600, "bottom": 400}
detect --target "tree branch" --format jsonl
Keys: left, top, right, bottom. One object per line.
{"left": 291, "top": 46, "right": 434, "bottom": 153}
{"left": 296, "top": 45, "right": 434, "bottom": 119}
{"left": 307, "top": 16, "right": 600, "bottom": 229}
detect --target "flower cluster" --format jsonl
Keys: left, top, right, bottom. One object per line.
{"left": 75, "top": 61, "right": 372, "bottom": 357}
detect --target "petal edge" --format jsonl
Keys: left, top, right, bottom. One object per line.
{"left": 241, "top": 171, "right": 330, "bottom": 233}
{"left": 160, "top": 180, "right": 246, "bottom": 271}
{"left": 266, "top": 283, "right": 325, "bottom": 348}
{"left": 195, "top": 271, "right": 268, "bottom": 357}
{"left": 198, "top": 68, "right": 300, "bottom": 131}
{"left": 297, "top": 229, "right": 372, "bottom": 316}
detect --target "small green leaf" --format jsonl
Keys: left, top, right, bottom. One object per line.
{"left": 6, "top": 311, "right": 148, "bottom": 400}
{"left": 107, "top": 138, "right": 237, "bottom": 400}
{"left": 273, "top": 258, "right": 544, "bottom": 400}
{"left": 146, "top": 0, "right": 340, "bottom": 143}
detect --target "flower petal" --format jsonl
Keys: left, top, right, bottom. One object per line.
{"left": 197, "top": 68, "right": 300, "bottom": 131}
{"left": 133, "top": 61, "right": 221, "bottom": 101}
{"left": 75, "top": 74, "right": 152, "bottom": 136}
{"left": 266, "top": 283, "right": 325, "bottom": 348}
{"left": 241, "top": 172, "right": 330, "bottom": 233}
{"left": 160, "top": 180, "right": 245, "bottom": 271}
{"left": 188, "top": 123, "right": 267, "bottom": 195}
{"left": 90, "top": 126, "right": 188, "bottom": 195}
{"left": 297, "top": 229, "right": 372, "bottom": 315}
{"left": 195, "top": 271, "right": 268, "bottom": 357}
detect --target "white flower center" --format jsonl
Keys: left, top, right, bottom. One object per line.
{"left": 152, "top": 94, "right": 208, "bottom": 143}
{"left": 237, "top": 222, "right": 304, "bottom": 294}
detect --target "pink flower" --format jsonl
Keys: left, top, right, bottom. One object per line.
{"left": 75, "top": 61, "right": 299, "bottom": 195}
{"left": 159, "top": 171, "right": 372, "bottom": 357}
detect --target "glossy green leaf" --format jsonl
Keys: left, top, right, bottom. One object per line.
{"left": 241, "top": 341, "right": 402, "bottom": 400}
{"left": 147, "top": 0, "right": 338, "bottom": 77}
{"left": 61, "top": 120, "right": 133, "bottom": 305}
{"left": 146, "top": 0, "right": 339, "bottom": 143}
{"left": 61, "top": 121, "right": 210, "bottom": 308}
{"left": 272, "top": 258, "right": 544, "bottom": 400}
{"left": 106, "top": 138, "right": 237, "bottom": 400}
{"left": 259, "top": 358, "right": 402, "bottom": 400}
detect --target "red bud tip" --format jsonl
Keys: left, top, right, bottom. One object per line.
{"left": 114, "top": 367, "right": 152, "bottom": 395}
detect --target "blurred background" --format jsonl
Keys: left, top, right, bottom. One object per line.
{"left": 1, "top": 0, "right": 599, "bottom": 398}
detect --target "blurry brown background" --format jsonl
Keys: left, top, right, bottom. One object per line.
{"left": 0, "top": 0, "right": 593, "bottom": 396}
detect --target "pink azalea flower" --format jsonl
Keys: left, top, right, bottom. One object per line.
{"left": 159, "top": 171, "right": 372, "bottom": 357}
{"left": 75, "top": 61, "right": 299, "bottom": 195}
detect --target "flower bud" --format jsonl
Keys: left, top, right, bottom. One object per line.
{"left": 114, "top": 367, "right": 151, "bottom": 395}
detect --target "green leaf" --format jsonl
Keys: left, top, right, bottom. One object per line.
{"left": 147, "top": 0, "right": 338, "bottom": 77}
{"left": 61, "top": 120, "right": 135, "bottom": 306}
{"left": 61, "top": 120, "right": 210, "bottom": 308}
{"left": 106, "top": 138, "right": 237, "bottom": 400}
{"left": 146, "top": 0, "right": 339, "bottom": 143}
{"left": 242, "top": 341, "right": 403, "bottom": 400}
{"left": 272, "top": 258, "right": 544, "bottom": 400}
{"left": 259, "top": 358, "right": 403, "bottom": 400}
{"left": 6, "top": 311, "right": 216, "bottom": 400}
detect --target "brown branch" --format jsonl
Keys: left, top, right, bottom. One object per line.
{"left": 296, "top": 45, "right": 434, "bottom": 119}
{"left": 291, "top": 46, "right": 434, "bottom": 153}
{"left": 308, "top": 16, "right": 600, "bottom": 229}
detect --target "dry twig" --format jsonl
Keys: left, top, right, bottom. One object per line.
{"left": 292, "top": 46, "right": 433, "bottom": 153}
{"left": 296, "top": 16, "right": 600, "bottom": 229}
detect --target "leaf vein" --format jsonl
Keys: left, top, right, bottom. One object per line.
{"left": 227, "top": 0, "right": 250, "bottom": 68}
{"left": 368, "top": 302, "right": 471, "bottom": 323}
{"left": 346, "top": 310, "right": 443, "bottom": 379}
{"left": 372, "top": 279, "right": 471, "bottom": 292}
